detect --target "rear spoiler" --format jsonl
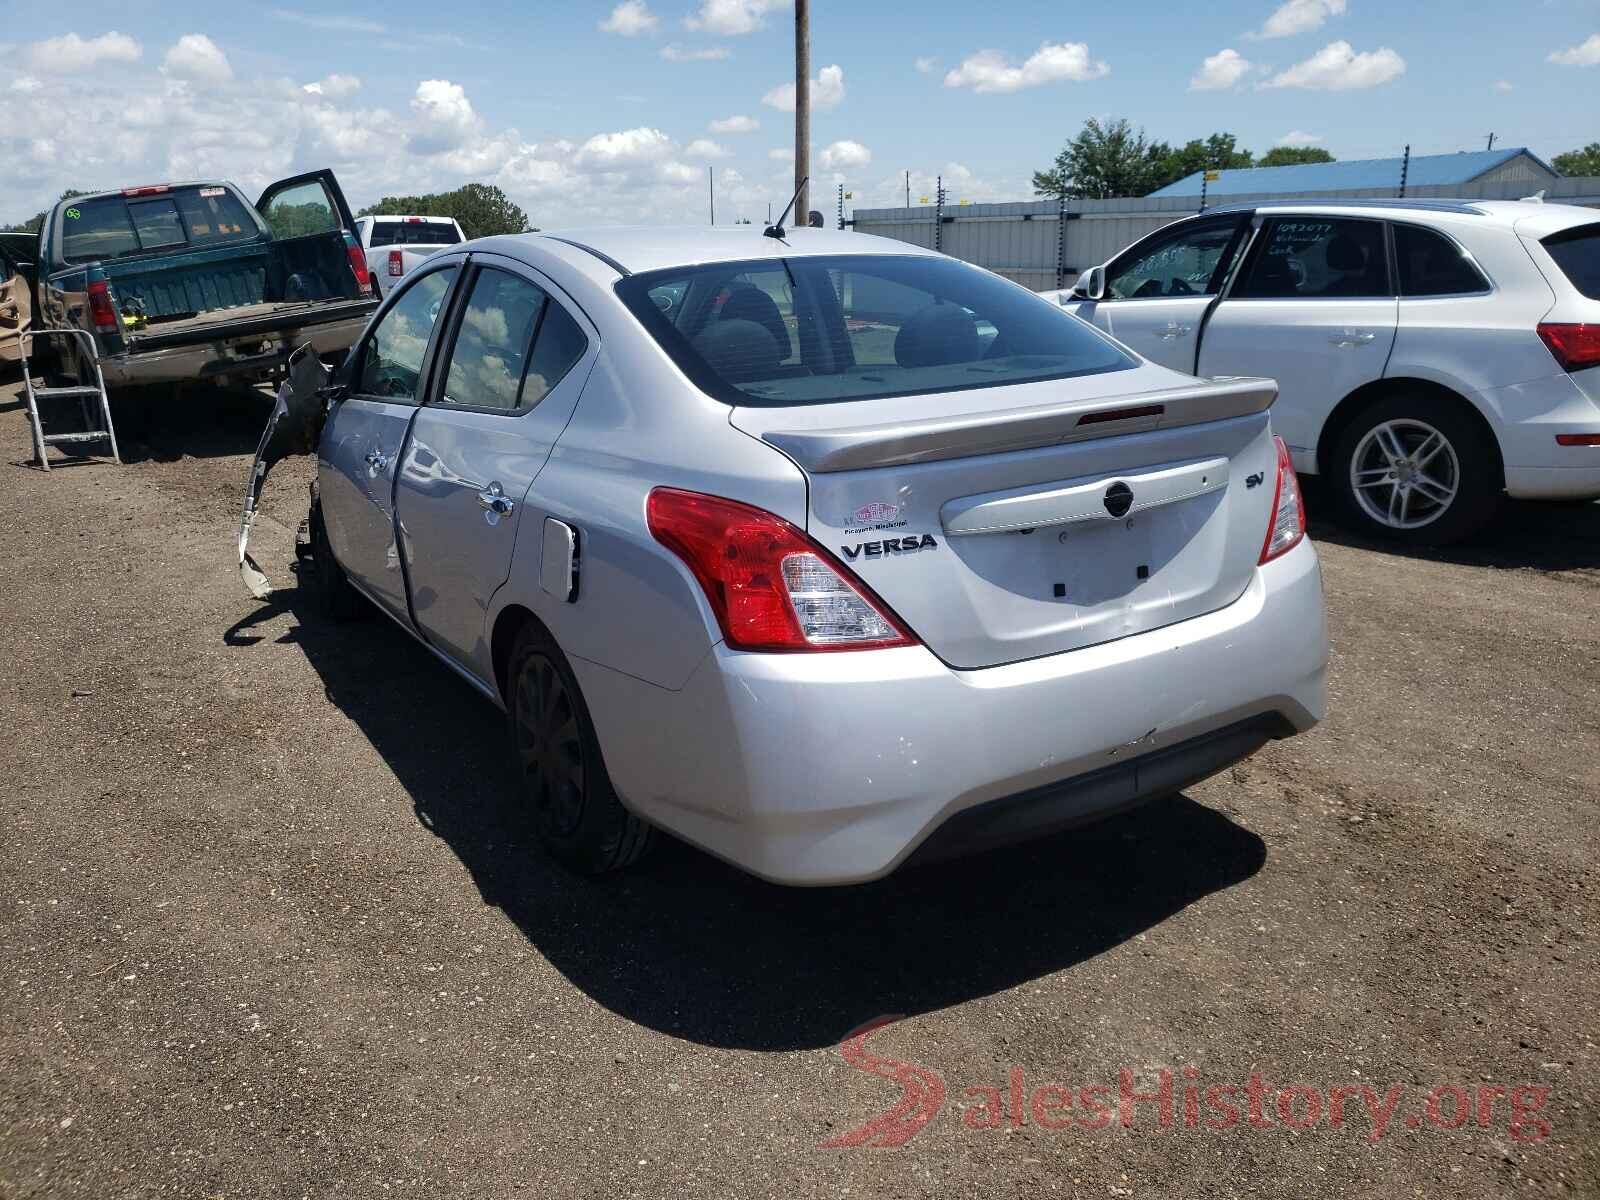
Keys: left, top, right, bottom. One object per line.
{"left": 755, "top": 377, "right": 1278, "bottom": 473}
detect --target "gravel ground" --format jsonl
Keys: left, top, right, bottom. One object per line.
{"left": 1, "top": 378, "right": 1596, "bottom": 1199}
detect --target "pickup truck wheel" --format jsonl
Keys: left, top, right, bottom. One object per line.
{"left": 1331, "top": 396, "right": 1501, "bottom": 545}
{"left": 306, "top": 503, "right": 363, "bottom": 620}
{"left": 508, "top": 625, "right": 652, "bottom": 875}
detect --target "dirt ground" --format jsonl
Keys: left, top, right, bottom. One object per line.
{"left": 1, "top": 377, "right": 1596, "bottom": 1199}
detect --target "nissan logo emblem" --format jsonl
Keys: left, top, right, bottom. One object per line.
{"left": 1103, "top": 482, "right": 1134, "bottom": 518}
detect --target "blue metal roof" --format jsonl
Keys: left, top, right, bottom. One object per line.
{"left": 1149, "top": 148, "right": 1553, "bottom": 198}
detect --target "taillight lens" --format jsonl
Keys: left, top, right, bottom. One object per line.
{"left": 388, "top": 249, "right": 404, "bottom": 277}
{"left": 1537, "top": 323, "right": 1600, "bottom": 372}
{"left": 646, "top": 487, "right": 917, "bottom": 652}
{"left": 1259, "top": 435, "right": 1306, "bottom": 564}
{"left": 86, "top": 280, "right": 118, "bottom": 333}
{"left": 343, "top": 234, "right": 372, "bottom": 295}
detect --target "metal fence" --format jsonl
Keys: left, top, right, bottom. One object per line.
{"left": 851, "top": 177, "right": 1600, "bottom": 291}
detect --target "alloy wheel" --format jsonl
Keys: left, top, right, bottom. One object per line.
{"left": 1349, "top": 419, "right": 1461, "bottom": 531}
{"left": 514, "top": 653, "right": 586, "bottom": 837}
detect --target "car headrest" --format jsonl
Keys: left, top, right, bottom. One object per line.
{"left": 894, "top": 302, "right": 980, "bottom": 368}
{"left": 691, "top": 318, "right": 781, "bottom": 381}
{"left": 1326, "top": 233, "right": 1368, "bottom": 272}
{"left": 719, "top": 285, "right": 790, "bottom": 359}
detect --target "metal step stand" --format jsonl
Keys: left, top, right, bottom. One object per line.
{"left": 20, "top": 328, "right": 121, "bottom": 471}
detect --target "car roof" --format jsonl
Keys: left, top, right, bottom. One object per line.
{"left": 470, "top": 226, "right": 940, "bottom": 278}
{"left": 1201, "top": 197, "right": 1600, "bottom": 233}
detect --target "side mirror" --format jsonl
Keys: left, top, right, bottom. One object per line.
{"left": 1072, "top": 265, "right": 1106, "bottom": 302}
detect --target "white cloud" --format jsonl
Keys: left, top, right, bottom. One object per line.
{"left": 1263, "top": 40, "right": 1405, "bottom": 89}
{"left": 685, "top": 138, "right": 730, "bottom": 158}
{"left": 302, "top": 74, "right": 361, "bottom": 99}
{"left": 685, "top": 0, "right": 789, "bottom": 35}
{"left": 943, "top": 42, "right": 1108, "bottom": 93}
{"left": 409, "top": 79, "right": 479, "bottom": 153}
{"left": 660, "top": 43, "right": 731, "bottom": 61}
{"left": 762, "top": 64, "right": 845, "bottom": 111}
{"left": 1492, "top": 79, "right": 1514, "bottom": 93}
{"left": 11, "top": 76, "right": 44, "bottom": 94}
{"left": 576, "top": 126, "right": 674, "bottom": 169}
{"left": 914, "top": 56, "right": 938, "bottom": 74}
{"left": 1548, "top": 34, "right": 1600, "bottom": 67}
{"left": 268, "top": 8, "right": 383, "bottom": 34}
{"left": 769, "top": 147, "right": 795, "bottom": 161}
{"left": 1249, "top": 0, "right": 1347, "bottom": 39}
{"left": 1190, "top": 48, "right": 1251, "bottom": 90}
{"left": 1276, "top": 130, "right": 1322, "bottom": 146}
{"left": 25, "top": 31, "right": 141, "bottom": 74}
{"left": 162, "top": 34, "right": 232, "bottom": 84}
{"left": 600, "top": 1, "right": 659, "bottom": 36}
{"left": 819, "top": 139, "right": 871, "bottom": 170}
{"left": 659, "top": 161, "right": 700, "bottom": 185}
{"left": 710, "top": 114, "right": 759, "bottom": 133}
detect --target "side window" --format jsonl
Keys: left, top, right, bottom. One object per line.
{"left": 357, "top": 267, "right": 457, "bottom": 402}
{"left": 259, "top": 181, "right": 338, "bottom": 239}
{"left": 1395, "top": 224, "right": 1489, "bottom": 296}
{"left": 1235, "top": 218, "right": 1390, "bottom": 299}
{"left": 1106, "top": 221, "right": 1240, "bottom": 300}
{"left": 437, "top": 268, "right": 587, "bottom": 412}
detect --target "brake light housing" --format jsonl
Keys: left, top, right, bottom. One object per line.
{"left": 388, "top": 249, "right": 404, "bottom": 277}
{"left": 86, "top": 280, "right": 119, "bottom": 333}
{"left": 1537, "top": 323, "right": 1600, "bottom": 372}
{"left": 343, "top": 233, "right": 372, "bottom": 296}
{"left": 1259, "top": 435, "right": 1307, "bottom": 564}
{"left": 646, "top": 488, "right": 917, "bottom": 652}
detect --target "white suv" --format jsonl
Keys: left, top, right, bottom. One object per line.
{"left": 1050, "top": 200, "right": 1600, "bottom": 542}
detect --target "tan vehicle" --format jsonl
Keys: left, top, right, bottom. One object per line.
{"left": 0, "top": 233, "right": 33, "bottom": 366}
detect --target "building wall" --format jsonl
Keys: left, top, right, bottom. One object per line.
{"left": 852, "top": 176, "right": 1600, "bottom": 290}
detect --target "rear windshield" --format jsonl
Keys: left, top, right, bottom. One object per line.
{"left": 369, "top": 221, "right": 462, "bottom": 247}
{"left": 60, "top": 187, "right": 259, "bottom": 265}
{"left": 616, "top": 254, "right": 1135, "bottom": 406}
{"left": 1544, "top": 224, "right": 1600, "bottom": 301}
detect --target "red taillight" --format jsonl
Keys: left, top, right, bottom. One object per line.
{"left": 646, "top": 488, "right": 917, "bottom": 652}
{"left": 121, "top": 185, "right": 169, "bottom": 197}
{"left": 1258, "top": 435, "right": 1307, "bottom": 564}
{"left": 1556, "top": 433, "right": 1600, "bottom": 447}
{"left": 86, "top": 280, "right": 118, "bottom": 333}
{"left": 388, "top": 249, "right": 404, "bottom": 277}
{"left": 343, "top": 235, "right": 372, "bottom": 296}
{"left": 1537, "top": 323, "right": 1600, "bottom": 372}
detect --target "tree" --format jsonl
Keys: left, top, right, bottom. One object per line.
{"left": 1257, "top": 146, "right": 1336, "bottom": 168}
{"left": 1552, "top": 143, "right": 1600, "bottom": 177}
{"left": 4, "top": 188, "right": 89, "bottom": 234}
{"left": 1151, "top": 134, "right": 1254, "bottom": 191}
{"left": 1034, "top": 120, "right": 1254, "bottom": 199}
{"left": 358, "top": 183, "right": 531, "bottom": 238}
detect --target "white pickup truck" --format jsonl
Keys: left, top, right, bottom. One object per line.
{"left": 355, "top": 215, "right": 465, "bottom": 298}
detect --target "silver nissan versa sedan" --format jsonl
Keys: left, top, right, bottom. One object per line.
{"left": 239, "top": 224, "right": 1329, "bottom": 885}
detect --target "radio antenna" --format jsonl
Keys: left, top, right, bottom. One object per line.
{"left": 764, "top": 176, "right": 809, "bottom": 240}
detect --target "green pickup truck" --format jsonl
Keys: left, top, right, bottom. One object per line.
{"left": 32, "top": 169, "right": 378, "bottom": 389}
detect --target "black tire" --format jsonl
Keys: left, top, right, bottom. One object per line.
{"left": 507, "top": 622, "right": 652, "bottom": 875}
{"left": 306, "top": 501, "right": 363, "bottom": 620}
{"left": 1331, "top": 394, "right": 1501, "bottom": 545}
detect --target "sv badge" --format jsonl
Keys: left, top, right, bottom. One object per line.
{"left": 1245, "top": 471, "right": 1266, "bottom": 489}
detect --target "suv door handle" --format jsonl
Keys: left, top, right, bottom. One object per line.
{"left": 364, "top": 449, "right": 389, "bottom": 475}
{"left": 477, "top": 482, "right": 515, "bottom": 523}
{"left": 1157, "top": 322, "right": 1193, "bottom": 340}
{"left": 1330, "top": 329, "right": 1377, "bottom": 347}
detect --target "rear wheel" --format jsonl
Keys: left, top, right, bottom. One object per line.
{"left": 306, "top": 501, "right": 363, "bottom": 620}
{"left": 507, "top": 623, "right": 652, "bottom": 875}
{"left": 1331, "top": 395, "right": 1501, "bottom": 545}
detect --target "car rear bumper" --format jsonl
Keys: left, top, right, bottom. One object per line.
{"left": 573, "top": 536, "right": 1328, "bottom": 886}
{"left": 1483, "top": 372, "right": 1600, "bottom": 500}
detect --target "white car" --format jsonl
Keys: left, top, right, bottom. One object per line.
{"left": 1048, "top": 200, "right": 1600, "bottom": 542}
{"left": 354, "top": 215, "right": 465, "bottom": 298}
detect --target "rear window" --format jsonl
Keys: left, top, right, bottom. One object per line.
{"left": 616, "top": 254, "right": 1135, "bottom": 407}
{"left": 60, "top": 187, "right": 259, "bottom": 265}
{"left": 1544, "top": 224, "right": 1600, "bottom": 301}
{"left": 369, "top": 221, "right": 462, "bottom": 247}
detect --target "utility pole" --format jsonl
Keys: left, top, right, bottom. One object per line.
{"left": 708, "top": 165, "right": 715, "bottom": 225}
{"left": 1486, "top": 132, "right": 1496, "bottom": 151}
{"left": 793, "top": 0, "right": 810, "bottom": 227}
{"left": 905, "top": 170, "right": 910, "bottom": 209}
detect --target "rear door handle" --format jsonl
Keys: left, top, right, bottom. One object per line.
{"left": 1330, "top": 329, "right": 1377, "bottom": 347}
{"left": 364, "top": 449, "right": 389, "bottom": 475}
{"left": 477, "top": 481, "right": 515, "bottom": 524}
{"left": 1158, "top": 322, "right": 1193, "bottom": 340}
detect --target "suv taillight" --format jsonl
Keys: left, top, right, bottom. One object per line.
{"left": 1537, "top": 323, "right": 1600, "bottom": 372}
{"left": 388, "top": 249, "right": 404, "bottom": 277}
{"left": 86, "top": 280, "right": 118, "bottom": 333}
{"left": 343, "top": 234, "right": 372, "bottom": 296}
{"left": 1259, "top": 435, "right": 1307, "bottom": 564}
{"left": 646, "top": 488, "right": 917, "bottom": 652}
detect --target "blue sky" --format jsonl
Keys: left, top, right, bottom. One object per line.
{"left": 2, "top": 0, "right": 1597, "bottom": 227}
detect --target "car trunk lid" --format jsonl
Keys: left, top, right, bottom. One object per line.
{"left": 732, "top": 373, "right": 1281, "bottom": 669}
